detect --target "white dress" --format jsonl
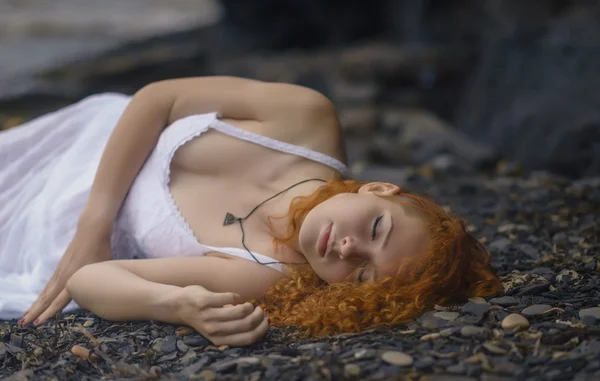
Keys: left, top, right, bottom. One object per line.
{"left": 0, "top": 93, "right": 349, "bottom": 319}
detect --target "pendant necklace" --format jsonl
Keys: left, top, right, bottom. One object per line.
{"left": 223, "top": 178, "right": 326, "bottom": 266}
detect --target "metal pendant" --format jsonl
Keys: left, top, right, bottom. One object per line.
{"left": 223, "top": 212, "right": 238, "bottom": 226}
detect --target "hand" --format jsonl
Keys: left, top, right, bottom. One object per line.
{"left": 175, "top": 285, "right": 270, "bottom": 347}
{"left": 21, "top": 226, "right": 113, "bottom": 326}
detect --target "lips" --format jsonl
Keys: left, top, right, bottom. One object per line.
{"left": 317, "top": 223, "right": 333, "bottom": 257}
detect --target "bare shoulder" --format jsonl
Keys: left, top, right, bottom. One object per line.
{"left": 225, "top": 84, "right": 348, "bottom": 165}
{"left": 113, "top": 254, "right": 287, "bottom": 302}
{"left": 147, "top": 76, "right": 347, "bottom": 165}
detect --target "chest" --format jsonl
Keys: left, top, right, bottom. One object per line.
{"left": 166, "top": 123, "right": 336, "bottom": 262}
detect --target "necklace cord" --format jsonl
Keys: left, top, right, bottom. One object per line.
{"left": 226, "top": 178, "right": 326, "bottom": 266}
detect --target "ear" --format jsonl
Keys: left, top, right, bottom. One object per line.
{"left": 358, "top": 182, "right": 401, "bottom": 196}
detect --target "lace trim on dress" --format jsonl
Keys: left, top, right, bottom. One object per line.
{"left": 162, "top": 116, "right": 214, "bottom": 250}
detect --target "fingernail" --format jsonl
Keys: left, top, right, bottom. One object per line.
{"left": 33, "top": 319, "right": 40, "bottom": 325}
{"left": 17, "top": 319, "right": 23, "bottom": 325}
{"left": 232, "top": 304, "right": 237, "bottom": 306}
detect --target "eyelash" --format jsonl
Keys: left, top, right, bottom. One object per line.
{"left": 372, "top": 215, "right": 383, "bottom": 240}
{"left": 360, "top": 215, "right": 383, "bottom": 283}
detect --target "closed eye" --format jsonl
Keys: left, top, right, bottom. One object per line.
{"left": 371, "top": 215, "right": 383, "bottom": 240}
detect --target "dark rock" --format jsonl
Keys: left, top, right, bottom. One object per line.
{"left": 183, "top": 334, "right": 211, "bottom": 347}
{"left": 414, "top": 356, "right": 435, "bottom": 370}
{"left": 219, "top": 0, "right": 387, "bottom": 50}
{"left": 489, "top": 238, "right": 512, "bottom": 255}
{"left": 455, "top": 7, "right": 600, "bottom": 177}
{"left": 489, "top": 296, "right": 518, "bottom": 307}
{"left": 462, "top": 302, "right": 490, "bottom": 316}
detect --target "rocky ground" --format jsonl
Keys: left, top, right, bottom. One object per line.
{"left": 1, "top": 2, "right": 600, "bottom": 380}
{"left": 1, "top": 164, "right": 599, "bottom": 381}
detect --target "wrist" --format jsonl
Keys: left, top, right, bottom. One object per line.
{"left": 154, "top": 286, "right": 188, "bottom": 325}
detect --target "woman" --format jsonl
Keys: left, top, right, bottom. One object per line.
{"left": 1, "top": 76, "right": 502, "bottom": 347}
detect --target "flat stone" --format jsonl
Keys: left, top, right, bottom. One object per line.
{"left": 176, "top": 340, "right": 188, "bottom": 353}
{"left": 462, "top": 302, "right": 490, "bottom": 316}
{"left": 183, "top": 335, "right": 211, "bottom": 347}
{"left": 580, "top": 307, "right": 600, "bottom": 321}
{"left": 161, "top": 335, "right": 177, "bottom": 353}
{"left": 421, "top": 332, "right": 441, "bottom": 341}
{"left": 447, "top": 362, "right": 467, "bottom": 374}
{"left": 297, "top": 342, "right": 330, "bottom": 351}
{"left": 354, "top": 349, "right": 377, "bottom": 359}
{"left": 414, "top": 356, "right": 435, "bottom": 370}
{"left": 434, "top": 311, "right": 460, "bottom": 321}
{"left": 501, "top": 314, "right": 530, "bottom": 330}
{"left": 381, "top": 351, "right": 414, "bottom": 367}
{"left": 482, "top": 342, "right": 508, "bottom": 355}
{"left": 489, "top": 296, "right": 518, "bottom": 307}
{"left": 344, "top": 364, "right": 361, "bottom": 377}
{"left": 460, "top": 326, "right": 490, "bottom": 338}
{"left": 468, "top": 297, "right": 487, "bottom": 304}
{"left": 440, "top": 328, "right": 456, "bottom": 337}
{"left": 521, "top": 304, "right": 552, "bottom": 316}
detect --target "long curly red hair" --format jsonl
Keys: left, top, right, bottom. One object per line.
{"left": 254, "top": 178, "right": 502, "bottom": 338}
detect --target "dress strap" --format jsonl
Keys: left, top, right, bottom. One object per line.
{"left": 209, "top": 116, "right": 350, "bottom": 178}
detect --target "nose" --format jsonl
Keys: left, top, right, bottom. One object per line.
{"left": 338, "top": 236, "right": 367, "bottom": 260}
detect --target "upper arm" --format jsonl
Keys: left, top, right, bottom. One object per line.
{"left": 141, "top": 76, "right": 335, "bottom": 125}
{"left": 110, "top": 254, "right": 287, "bottom": 302}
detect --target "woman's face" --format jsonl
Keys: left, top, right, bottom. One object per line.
{"left": 297, "top": 182, "right": 429, "bottom": 284}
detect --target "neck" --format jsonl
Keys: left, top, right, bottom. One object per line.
{"left": 260, "top": 179, "right": 323, "bottom": 255}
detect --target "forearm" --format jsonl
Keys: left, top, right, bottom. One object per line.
{"left": 81, "top": 85, "right": 174, "bottom": 228}
{"left": 66, "top": 262, "right": 184, "bottom": 324}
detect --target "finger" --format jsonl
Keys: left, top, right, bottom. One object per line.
{"left": 22, "top": 278, "right": 60, "bottom": 325}
{"left": 212, "top": 315, "right": 270, "bottom": 347}
{"left": 204, "top": 292, "right": 241, "bottom": 308}
{"left": 206, "top": 306, "right": 265, "bottom": 337}
{"left": 24, "top": 267, "right": 73, "bottom": 324}
{"left": 35, "top": 289, "right": 71, "bottom": 325}
{"left": 206, "top": 302, "right": 255, "bottom": 322}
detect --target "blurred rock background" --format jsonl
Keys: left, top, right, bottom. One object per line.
{"left": 1, "top": 0, "right": 599, "bottom": 179}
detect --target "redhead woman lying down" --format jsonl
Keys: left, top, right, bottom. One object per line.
{"left": 0, "top": 76, "right": 502, "bottom": 346}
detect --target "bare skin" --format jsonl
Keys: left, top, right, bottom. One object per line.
{"left": 20, "top": 76, "right": 346, "bottom": 345}
{"left": 19, "top": 76, "right": 426, "bottom": 346}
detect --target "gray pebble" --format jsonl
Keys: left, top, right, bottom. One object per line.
{"left": 344, "top": 364, "right": 361, "bottom": 377}
{"left": 580, "top": 307, "right": 600, "bottom": 322}
{"left": 501, "top": 314, "right": 530, "bottom": 330}
{"left": 183, "top": 335, "right": 210, "bottom": 347}
{"left": 447, "top": 362, "right": 467, "bottom": 374}
{"left": 381, "top": 351, "right": 413, "bottom": 367}
{"left": 489, "top": 238, "right": 512, "bottom": 254}
{"left": 521, "top": 304, "right": 552, "bottom": 316}
{"left": 297, "top": 342, "right": 330, "bottom": 351}
{"left": 489, "top": 296, "right": 518, "bottom": 307}
{"left": 161, "top": 335, "right": 177, "bottom": 353}
{"left": 434, "top": 311, "right": 460, "bottom": 321}
{"left": 460, "top": 325, "right": 490, "bottom": 338}
{"left": 462, "top": 302, "right": 490, "bottom": 316}
{"left": 176, "top": 340, "right": 188, "bottom": 353}
{"left": 413, "top": 356, "right": 435, "bottom": 370}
